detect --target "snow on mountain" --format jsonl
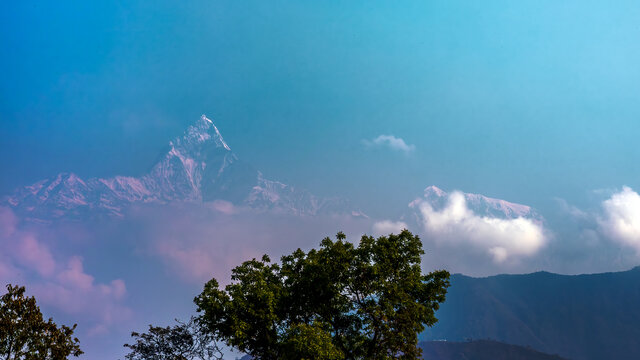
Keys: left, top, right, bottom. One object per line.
{"left": 408, "top": 185, "right": 541, "bottom": 221}
{"left": 3, "top": 115, "right": 360, "bottom": 220}
{"left": 246, "top": 173, "right": 360, "bottom": 216}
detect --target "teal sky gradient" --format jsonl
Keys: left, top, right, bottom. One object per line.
{"left": 2, "top": 1, "right": 640, "bottom": 216}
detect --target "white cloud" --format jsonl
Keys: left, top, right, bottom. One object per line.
{"left": 0, "top": 206, "right": 131, "bottom": 335}
{"left": 555, "top": 197, "right": 590, "bottom": 220}
{"left": 413, "top": 191, "right": 547, "bottom": 263}
{"left": 599, "top": 186, "right": 640, "bottom": 253}
{"left": 208, "top": 199, "right": 237, "bottom": 214}
{"left": 364, "top": 135, "right": 415, "bottom": 153}
{"left": 372, "top": 220, "right": 408, "bottom": 236}
{"left": 135, "top": 203, "right": 372, "bottom": 283}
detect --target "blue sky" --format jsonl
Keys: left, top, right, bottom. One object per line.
{"left": 3, "top": 1, "right": 640, "bottom": 218}
{"left": 4, "top": 2, "right": 640, "bottom": 358}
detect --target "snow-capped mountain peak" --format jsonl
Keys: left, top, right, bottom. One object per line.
{"left": 144, "top": 115, "right": 238, "bottom": 202}
{"left": 409, "top": 185, "right": 539, "bottom": 220}
{"left": 3, "top": 115, "right": 359, "bottom": 220}
{"left": 170, "top": 115, "right": 231, "bottom": 153}
{"left": 422, "top": 185, "right": 447, "bottom": 198}
{"left": 205, "top": 115, "right": 231, "bottom": 151}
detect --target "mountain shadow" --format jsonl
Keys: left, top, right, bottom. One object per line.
{"left": 422, "top": 266, "right": 640, "bottom": 360}
{"left": 421, "top": 340, "right": 567, "bottom": 360}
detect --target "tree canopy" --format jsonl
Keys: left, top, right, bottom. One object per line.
{"left": 124, "top": 317, "right": 222, "bottom": 360}
{"left": 194, "top": 229, "right": 450, "bottom": 360}
{"left": 0, "top": 284, "right": 83, "bottom": 360}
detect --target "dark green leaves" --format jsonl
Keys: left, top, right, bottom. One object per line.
{"left": 0, "top": 284, "right": 83, "bottom": 360}
{"left": 124, "top": 317, "right": 222, "bottom": 360}
{"left": 195, "top": 230, "right": 450, "bottom": 360}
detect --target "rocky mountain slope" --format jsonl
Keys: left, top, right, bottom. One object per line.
{"left": 3, "top": 115, "right": 361, "bottom": 220}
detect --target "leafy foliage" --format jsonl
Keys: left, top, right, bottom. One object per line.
{"left": 124, "top": 317, "right": 223, "bottom": 360}
{"left": 0, "top": 284, "right": 83, "bottom": 360}
{"left": 281, "top": 322, "right": 343, "bottom": 360}
{"left": 195, "top": 230, "right": 450, "bottom": 359}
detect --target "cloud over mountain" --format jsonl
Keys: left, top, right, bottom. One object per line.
{"left": 0, "top": 206, "right": 131, "bottom": 336}
{"left": 599, "top": 186, "right": 640, "bottom": 254}
{"left": 409, "top": 186, "right": 547, "bottom": 264}
{"left": 372, "top": 220, "right": 409, "bottom": 236}
{"left": 127, "top": 203, "right": 372, "bottom": 283}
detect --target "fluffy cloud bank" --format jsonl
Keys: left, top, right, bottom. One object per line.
{"left": 125, "top": 203, "right": 372, "bottom": 284}
{"left": 372, "top": 220, "right": 408, "bottom": 236}
{"left": 599, "top": 186, "right": 640, "bottom": 254}
{"left": 0, "top": 206, "right": 131, "bottom": 335}
{"left": 412, "top": 191, "right": 547, "bottom": 263}
{"left": 363, "top": 135, "right": 415, "bottom": 153}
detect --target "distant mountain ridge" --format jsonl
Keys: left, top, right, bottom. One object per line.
{"left": 409, "top": 185, "right": 541, "bottom": 220}
{"left": 239, "top": 340, "right": 567, "bottom": 360}
{"left": 3, "top": 115, "right": 363, "bottom": 220}
{"left": 422, "top": 266, "right": 640, "bottom": 360}
{"left": 420, "top": 340, "right": 567, "bottom": 360}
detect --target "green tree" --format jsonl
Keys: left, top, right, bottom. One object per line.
{"left": 0, "top": 284, "right": 83, "bottom": 360}
{"left": 124, "top": 317, "right": 223, "bottom": 360}
{"left": 195, "top": 230, "right": 450, "bottom": 360}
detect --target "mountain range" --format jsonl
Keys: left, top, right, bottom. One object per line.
{"left": 239, "top": 340, "right": 567, "bottom": 360}
{"left": 407, "top": 185, "right": 542, "bottom": 221}
{"left": 2, "top": 114, "right": 545, "bottom": 225}
{"left": 421, "top": 267, "right": 640, "bottom": 360}
{"left": 420, "top": 340, "right": 567, "bottom": 360}
{"left": 2, "top": 115, "right": 363, "bottom": 220}
{"left": 7, "top": 115, "right": 637, "bottom": 360}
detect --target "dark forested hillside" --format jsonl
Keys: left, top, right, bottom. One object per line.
{"left": 421, "top": 340, "right": 566, "bottom": 360}
{"left": 239, "top": 340, "right": 566, "bottom": 360}
{"left": 422, "top": 266, "right": 640, "bottom": 360}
